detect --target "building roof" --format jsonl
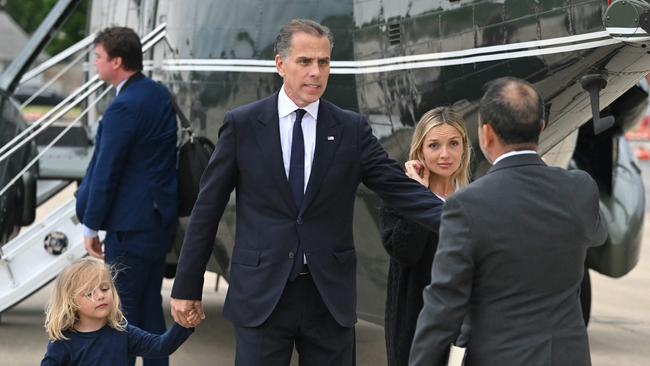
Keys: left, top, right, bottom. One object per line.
{"left": 0, "top": 10, "right": 31, "bottom": 62}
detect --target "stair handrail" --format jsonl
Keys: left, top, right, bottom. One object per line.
{"left": 20, "top": 48, "right": 91, "bottom": 110}
{"left": 20, "top": 21, "right": 168, "bottom": 109}
{"left": 0, "top": 23, "right": 167, "bottom": 165}
{"left": 0, "top": 22, "right": 168, "bottom": 198}
{"left": 0, "top": 85, "right": 113, "bottom": 198}
{"left": 0, "top": 76, "right": 100, "bottom": 162}
{"left": 19, "top": 33, "right": 96, "bottom": 86}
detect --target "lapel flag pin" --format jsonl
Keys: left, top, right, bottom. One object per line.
{"left": 328, "top": 136, "right": 335, "bottom": 141}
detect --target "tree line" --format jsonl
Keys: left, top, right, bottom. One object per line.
{"left": 3, "top": 0, "right": 89, "bottom": 55}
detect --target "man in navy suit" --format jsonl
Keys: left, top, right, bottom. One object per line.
{"left": 76, "top": 27, "right": 178, "bottom": 366}
{"left": 170, "top": 19, "right": 443, "bottom": 365}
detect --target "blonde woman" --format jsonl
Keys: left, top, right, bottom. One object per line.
{"left": 381, "top": 107, "right": 471, "bottom": 366}
{"left": 41, "top": 258, "right": 194, "bottom": 366}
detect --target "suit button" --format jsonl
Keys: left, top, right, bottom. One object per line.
{"left": 296, "top": 216, "right": 303, "bottom": 225}
{"left": 289, "top": 251, "right": 295, "bottom": 259}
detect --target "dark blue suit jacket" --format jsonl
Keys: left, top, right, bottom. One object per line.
{"left": 171, "top": 92, "right": 443, "bottom": 327}
{"left": 76, "top": 74, "right": 178, "bottom": 257}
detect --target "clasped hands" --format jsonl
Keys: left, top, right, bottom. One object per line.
{"left": 171, "top": 298, "right": 206, "bottom": 328}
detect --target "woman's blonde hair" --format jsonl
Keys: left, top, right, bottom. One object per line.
{"left": 44, "top": 257, "right": 126, "bottom": 341}
{"left": 409, "top": 106, "right": 471, "bottom": 189}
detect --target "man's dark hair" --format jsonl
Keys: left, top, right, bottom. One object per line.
{"left": 274, "top": 19, "right": 334, "bottom": 59}
{"left": 479, "top": 77, "right": 545, "bottom": 147}
{"left": 94, "top": 27, "right": 143, "bottom": 71}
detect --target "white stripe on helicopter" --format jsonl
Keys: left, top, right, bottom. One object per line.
{"left": 144, "top": 31, "right": 625, "bottom": 74}
{"left": 605, "top": 27, "right": 648, "bottom": 35}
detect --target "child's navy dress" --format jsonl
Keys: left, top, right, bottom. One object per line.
{"left": 41, "top": 322, "right": 192, "bottom": 365}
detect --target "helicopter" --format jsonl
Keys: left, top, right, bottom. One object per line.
{"left": 2, "top": 0, "right": 648, "bottom": 326}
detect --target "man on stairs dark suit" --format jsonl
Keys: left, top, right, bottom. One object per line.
{"left": 170, "top": 19, "right": 443, "bottom": 365}
{"left": 409, "top": 77, "right": 608, "bottom": 366}
{"left": 76, "top": 27, "right": 178, "bottom": 366}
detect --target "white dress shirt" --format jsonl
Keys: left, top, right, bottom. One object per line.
{"left": 278, "top": 86, "right": 318, "bottom": 265}
{"left": 82, "top": 78, "right": 130, "bottom": 238}
{"left": 277, "top": 85, "right": 318, "bottom": 193}
{"left": 492, "top": 150, "right": 538, "bottom": 166}
{"left": 115, "top": 78, "right": 128, "bottom": 95}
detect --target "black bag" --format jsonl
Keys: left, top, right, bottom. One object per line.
{"left": 169, "top": 91, "right": 214, "bottom": 217}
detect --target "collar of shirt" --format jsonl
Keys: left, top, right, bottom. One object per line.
{"left": 492, "top": 150, "right": 538, "bottom": 166}
{"left": 115, "top": 78, "right": 128, "bottom": 96}
{"left": 278, "top": 85, "right": 319, "bottom": 120}
{"left": 277, "top": 85, "right": 318, "bottom": 191}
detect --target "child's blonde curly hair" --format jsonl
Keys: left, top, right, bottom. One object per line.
{"left": 44, "top": 257, "right": 126, "bottom": 341}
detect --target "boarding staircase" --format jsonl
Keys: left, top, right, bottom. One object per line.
{"left": 0, "top": 22, "right": 169, "bottom": 315}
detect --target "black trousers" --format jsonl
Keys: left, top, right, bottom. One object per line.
{"left": 234, "top": 273, "right": 355, "bottom": 366}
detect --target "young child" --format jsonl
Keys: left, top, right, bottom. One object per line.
{"left": 41, "top": 257, "right": 194, "bottom": 366}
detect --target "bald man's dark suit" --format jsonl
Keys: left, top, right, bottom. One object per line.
{"left": 409, "top": 154, "right": 607, "bottom": 366}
